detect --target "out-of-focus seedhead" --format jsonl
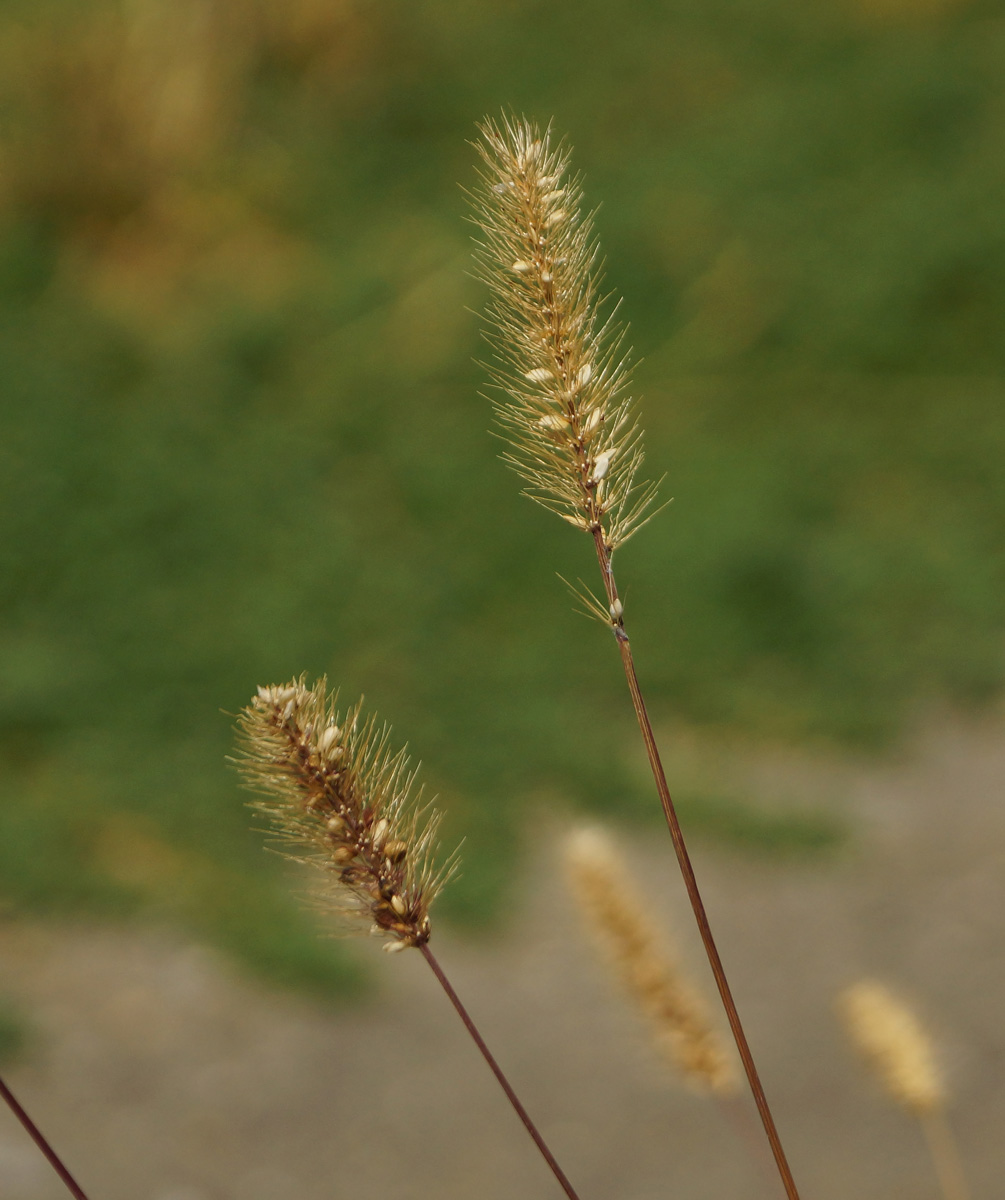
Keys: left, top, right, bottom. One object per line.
{"left": 563, "top": 825, "right": 737, "bottom": 1095}
{"left": 837, "top": 980, "right": 944, "bottom": 1115}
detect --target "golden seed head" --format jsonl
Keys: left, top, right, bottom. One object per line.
{"left": 837, "top": 981, "right": 944, "bottom": 1115}
{"left": 563, "top": 826, "right": 738, "bottom": 1095}
{"left": 471, "top": 115, "right": 660, "bottom": 550}
{"left": 235, "top": 677, "right": 458, "bottom": 951}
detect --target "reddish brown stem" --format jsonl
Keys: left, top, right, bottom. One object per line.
{"left": 717, "top": 1094, "right": 781, "bottom": 1195}
{"left": 418, "top": 942, "right": 583, "bottom": 1200}
{"left": 0, "top": 1073, "right": 91, "bottom": 1200}
{"left": 592, "top": 529, "right": 802, "bottom": 1200}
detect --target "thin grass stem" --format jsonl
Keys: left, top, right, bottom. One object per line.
{"left": 920, "top": 1108, "right": 971, "bottom": 1200}
{"left": 418, "top": 942, "right": 583, "bottom": 1200}
{"left": 718, "top": 1093, "right": 782, "bottom": 1194}
{"left": 592, "top": 528, "right": 802, "bottom": 1200}
{"left": 0, "top": 1072, "right": 91, "bottom": 1200}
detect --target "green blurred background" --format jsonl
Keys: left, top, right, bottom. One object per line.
{"left": 0, "top": 0, "right": 1002, "bottom": 999}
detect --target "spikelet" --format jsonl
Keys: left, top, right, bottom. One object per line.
{"left": 563, "top": 826, "right": 737, "bottom": 1095}
{"left": 470, "top": 116, "right": 660, "bottom": 551}
{"left": 837, "top": 980, "right": 944, "bottom": 1114}
{"left": 236, "top": 678, "right": 456, "bottom": 951}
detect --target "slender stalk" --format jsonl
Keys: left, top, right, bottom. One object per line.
{"left": 921, "top": 1109, "right": 971, "bottom": 1200}
{"left": 418, "top": 942, "right": 582, "bottom": 1200}
{"left": 718, "top": 1093, "right": 782, "bottom": 1194}
{"left": 471, "top": 116, "right": 802, "bottom": 1200}
{"left": 593, "top": 529, "right": 802, "bottom": 1200}
{"left": 0, "top": 1072, "right": 91, "bottom": 1200}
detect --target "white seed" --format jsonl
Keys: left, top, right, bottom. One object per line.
{"left": 576, "top": 363, "right": 593, "bottom": 388}
{"left": 592, "top": 451, "right": 613, "bottom": 482}
{"left": 537, "top": 414, "right": 569, "bottom": 433}
{"left": 281, "top": 699, "right": 296, "bottom": 723}
{"left": 390, "top": 893, "right": 407, "bottom": 915}
{"left": 610, "top": 599, "right": 624, "bottom": 621}
{"left": 542, "top": 189, "right": 565, "bottom": 203}
{"left": 318, "top": 724, "right": 341, "bottom": 754}
{"left": 584, "top": 407, "right": 603, "bottom": 434}
{"left": 371, "top": 818, "right": 389, "bottom": 851}
{"left": 491, "top": 180, "right": 511, "bottom": 194}
{"left": 544, "top": 210, "right": 567, "bottom": 228}
{"left": 524, "top": 367, "right": 554, "bottom": 383}
{"left": 540, "top": 272, "right": 553, "bottom": 284}
{"left": 382, "top": 939, "right": 409, "bottom": 953}
{"left": 511, "top": 260, "right": 533, "bottom": 274}
{"left": 327, "top": 815, "right": 347, "bottom": 835}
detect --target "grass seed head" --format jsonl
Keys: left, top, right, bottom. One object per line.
{"left": 563, "top": 825, "right": 738, "bottom": 1095}
{"left": 471, "top": 115, "right": 660, "bottom": 551}
{"left": 236, "top": 677, "right": 457, "bottom": 951}
{"left": 837, "top": 980, "right": 944, "bottom": 1115}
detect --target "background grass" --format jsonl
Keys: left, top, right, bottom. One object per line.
{"left": 0, "top": 0, "right": 1002, "bottom": 997}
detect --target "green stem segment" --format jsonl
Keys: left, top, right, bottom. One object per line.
{"left": 0, "top": 1072, "right": 91, "bottom": 1200}
{"left": 593, "top": 528, "right": 802, "bottom": 1200}
{"left": 419, "top": 942, "right": 583, "bottom": 1200}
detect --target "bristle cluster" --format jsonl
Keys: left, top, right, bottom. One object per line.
{"left": 564, "top": 826, "right": 737, "bottom": 1094}
{"left": 471, "top": 116, "right": 659, "bottom": 550}
{"left": 838, "top": 981, "right": 944, "bottom": 1114}
{"left": 236, "top": 678, "right": 455, "bottom": 950}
